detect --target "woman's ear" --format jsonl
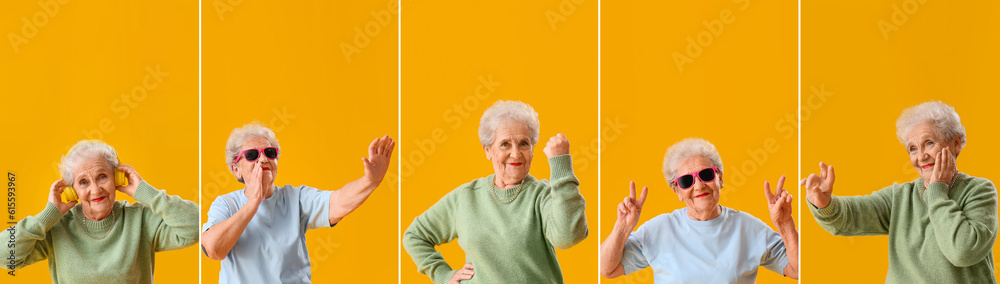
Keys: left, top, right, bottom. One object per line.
{"left": 951, "top": 136, "right": 963, "bottom": 157}
{"left": 484, "top": 145, "right": 492, "bottom": 160}
{"left": 717, "top": 174, "right": 724, "bottom": 188}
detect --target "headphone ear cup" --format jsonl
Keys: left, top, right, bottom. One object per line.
{"left": 62, "top": 187, "right": 79, "bottom": 203}
{"left": 115, "top": 169, "right": 129, "bottom": 187}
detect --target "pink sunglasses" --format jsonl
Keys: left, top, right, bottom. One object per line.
{"left": 673, "top": 167, "right": 718, "bottom": 189}
{"left": 233, "top": 147, "right": 280, "bottom": 164}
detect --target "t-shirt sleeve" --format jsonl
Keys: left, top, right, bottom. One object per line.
{"left": 621, "top": 226, "right": 651, "bottom": 275}
{"left": 759, "top": 225, "right": 789, "bottom": 275}
{"left": 203, "top": 194, "right": 234, "bottom": 233}
{"left": 298, "top": 185, "right": 334, "bottom": 230}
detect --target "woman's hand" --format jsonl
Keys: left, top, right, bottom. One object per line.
{"left": 245, "top": 159, "right": 267, "bottom": 204}
{"left": 926, "top": 147, "right": 958, "bottom": 188}
{"left": 616, "top": 181, "right": 648, "bottom": 232}
{"left": 765, "top": 175, "right": 794, "bottom": 229}
{"left": 802, "top": 162, "right": 835, "bottom": 209}
{"left": 362, "top": 135, "right": 395, "bottom": 187}
{"left": 543, "top": 133, "right": 570, "bottom": 159}
{"left": 449, "top": 263, "right": 474, "bottom": 284}
{"left": 116, "top": 164, "right": 143, "bottom": 197}
{"left": 48, "top": 179, "right": 77, "bottom": 214}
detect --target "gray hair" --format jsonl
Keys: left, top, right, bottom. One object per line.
{"left": 662, "top": 138, "right": 724, "bottom": 188}
{"left": 59, "top": 140, "right": 120, "bottom": 184}
{"left": 478, "top": 100, "right": 540, "bottom": 146}
{"left": 895, "top": 101, "right": 966, "bottom": 149}
{"left": 225, "top": 122, "right": 281, "bottom": 166}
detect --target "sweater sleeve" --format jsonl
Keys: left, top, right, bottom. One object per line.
{"left": 403, "top": 188, "right": 461, "bottom": 284}
{"left": 809, "top": 184, "right": 895, "bottom": 236}
{"left": 2, "top": 203, "right": 61, "bottom": 271}
{"left": 539, "top": 154, "right": 588, "bottom": 250}
{"left": 133, "top": 181, "right": 200, "bottom": 252}
{"left": 924, "top": 179, "right": 999, "bottom": 267}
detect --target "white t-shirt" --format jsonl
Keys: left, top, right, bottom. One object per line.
{"left": 621, "top": 205, "right": 788, "bottom": 284}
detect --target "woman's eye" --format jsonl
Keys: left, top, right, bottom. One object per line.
{"left": 501, "top": 142, "right": 509, "bottom": 147}
{"left": 99, "top": 174, "right": 107, "bottom": 180}
{"left": 520, "top": 141, "right": 528, "bottom": 146}
{"left": 79, "top": 180, "right": 87, "bottom": 186}
{"left": 926, "top": 141, "right": 934, "bottom": 146}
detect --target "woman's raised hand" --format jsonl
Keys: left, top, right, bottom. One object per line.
{"left": 47, "top": 179, "right": 77, "bottom": 214}
{"left": 245, "top": 159, "right": 267, "bottom": 203}
{"left": 362, "top": 135, "right": 395, "bottom": 187}
{"left": 802, "top": 162, "right": 835, "bottom": 209}
{"left": 616, "top": 181, "right": 648, "bottom": 232}
{"left": 543, "top": 133, "right": 570, "bottom": 159}
{"left": 765, "top": 175, "right": 793, "bottom": 228}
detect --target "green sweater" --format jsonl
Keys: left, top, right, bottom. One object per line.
{"left": 810, "top": 173, "right": 998, "bottom": 283}
{"left": 2, "top": 181, "right": 199, "bottom": 283}
{"left": 404, "top": 155, "right": 588, "bottom": 284}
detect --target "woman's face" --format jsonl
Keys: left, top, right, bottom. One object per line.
{"left": 673, "top": 155, "right": 721, "bottom": 213}
{"left": 485, "top": 122, "right": 534, "bottom": 187}
{"left": 907, "top": 122, "right": 961, "bottom": 180}
{"left": 231, "top": 137, "right": 278, "bottom": 187}
{"left": 73, "top": 158, "right": 117, "bottom": 220}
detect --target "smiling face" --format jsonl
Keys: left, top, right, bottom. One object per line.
{"left": 672, "top": 155, "right": 722, "bottom": 214}
{"left": 230, "top": 137, "right": 279, "bottom": 189}
{"left": 72, "top": 158, "right": 117, "bottom": 221}
{"left": 906, "top": 122, "right": 962, "bottom": 180}
{"left": 484, "top": 122, "right": 534, "bottom": 188}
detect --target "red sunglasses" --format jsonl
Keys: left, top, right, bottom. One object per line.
{"left": 233, "top": 147, "right": 280, "bottom": 164}
{"left": 673, "top": 167, "right": 718, "bottom": 189}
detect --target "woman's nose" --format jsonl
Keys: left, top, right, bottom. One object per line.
{"left": 510, "top": 150, "right": 521, "bottom": 158}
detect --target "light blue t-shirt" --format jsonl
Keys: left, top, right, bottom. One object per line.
{"left": 621, "top": 206, "right": 788, "bottom": 284}
{"left": 203, "top": 185, "right": 333, "bottom": 284}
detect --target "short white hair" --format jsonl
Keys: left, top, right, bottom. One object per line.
{"left": 662, "top": 138, "right": 724, "bottom": 187}
{"left": 478, "top": 100, "right": 540, "bottom": 146}
{"left": 225, "top": 122, "right": 281, "bottom": 166}
{"left": 895, "top": 101, "right": 966, "bottom": 148}
{"left": 59, "top": 140, "right": 119, "bottom": 184}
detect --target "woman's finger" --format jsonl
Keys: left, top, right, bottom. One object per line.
{"left": 637, "top": 186, "right": 649, "bottom": 206}
{"left": 629, "top": 181, "right": 636, "bottom": 200}
{"left": 764, "top": 180, "right": 774, "bottom": 203}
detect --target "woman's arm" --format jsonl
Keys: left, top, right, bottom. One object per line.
{"left": 133, "top": 181, "right": 200, "bottom": 252}
{"left": 200, "top": 160, "right": 268, "bottom": 260}
{"left": 765, "top": 176, "right": 798, "bottom": 279}
{"left": 599, "top": 181, "right": 646, "bottom": 278}
{"left": 403, "top": 190, "right": 461, "bottom": 284}
{"left": 539, "top": 134, "right": 588, "bottom": 249}
{"left": 925, "top": 178, "right": 999, "bottom": 267}
{"left": 805, "top": 163, "right": 894, "bottom": 236}
{"left": 2, "top": 180, "right": 75, "bottom": 271}
{"left": 328, "top": 135, "right": 394, "bottom": 225}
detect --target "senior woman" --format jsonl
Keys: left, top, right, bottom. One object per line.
{"left": 201, "top": 122, "right": 394, "bottom": 283}
{"left": 599, "top": 138, "right": 799, "bottom": 283}
{"left": 403, "top": 100, "right": 588, "bottom": 283}
{"left": 1, "top": 140, "right": 199, "bottom": 283}
{"left": 805, "top": 101, "right": 997, "bottom": 283}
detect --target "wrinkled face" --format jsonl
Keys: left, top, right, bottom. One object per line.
{"left": 230, "top": 137, "right": 278, "bottom": 186}
{"left": 484, "top": 122, "right": 534, "bottom": 187}
{"left": 672, "top": 155, "right": 721, "bottom": 213}
{"left": 906, "top": 122, "right": 961, "bottom": 180}
{"left": 73, "top": 158, "right": 117, "bottom": 220}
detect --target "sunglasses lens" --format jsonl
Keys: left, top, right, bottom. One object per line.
{"left": 263, "top": 148, "right": 278, "bottom": 159}
{"left": 244, "top": 149, "right": 260, "bottom": 161}
{"left": 677, "top": 175, "right": 695, "bottom": 189}
{"left": 698, "top": 168, "right": 716, "bottom": 183}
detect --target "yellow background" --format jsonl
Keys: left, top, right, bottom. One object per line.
{"left": 399, "top": 0, "right": 598, "bottom": 282}
{"left": 0, "top": 1, "right": 199, "bottom": 282}
{"left": 200, "top": 1, "right": 398, "bottom": 283}
{"left": 601, "top": 1, "right": 797, "bottom": 283}
{"left": 802, "top": 1, "right": 1000, "bottom": 282}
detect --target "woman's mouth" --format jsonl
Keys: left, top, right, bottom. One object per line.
{"left": 262, "top": 167, "right": 271, "bottom": 171}
{"left": 695, "top": 192, "right": 710, "bottom": 198}
{"left": 91, "top": 196, "right": 106, "bottom": 202}
{"left": 509, "top": 163, "right": 523, "bottom": 166}
{"left": 922, "top": 163, "right": 935, "bottom": 169}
